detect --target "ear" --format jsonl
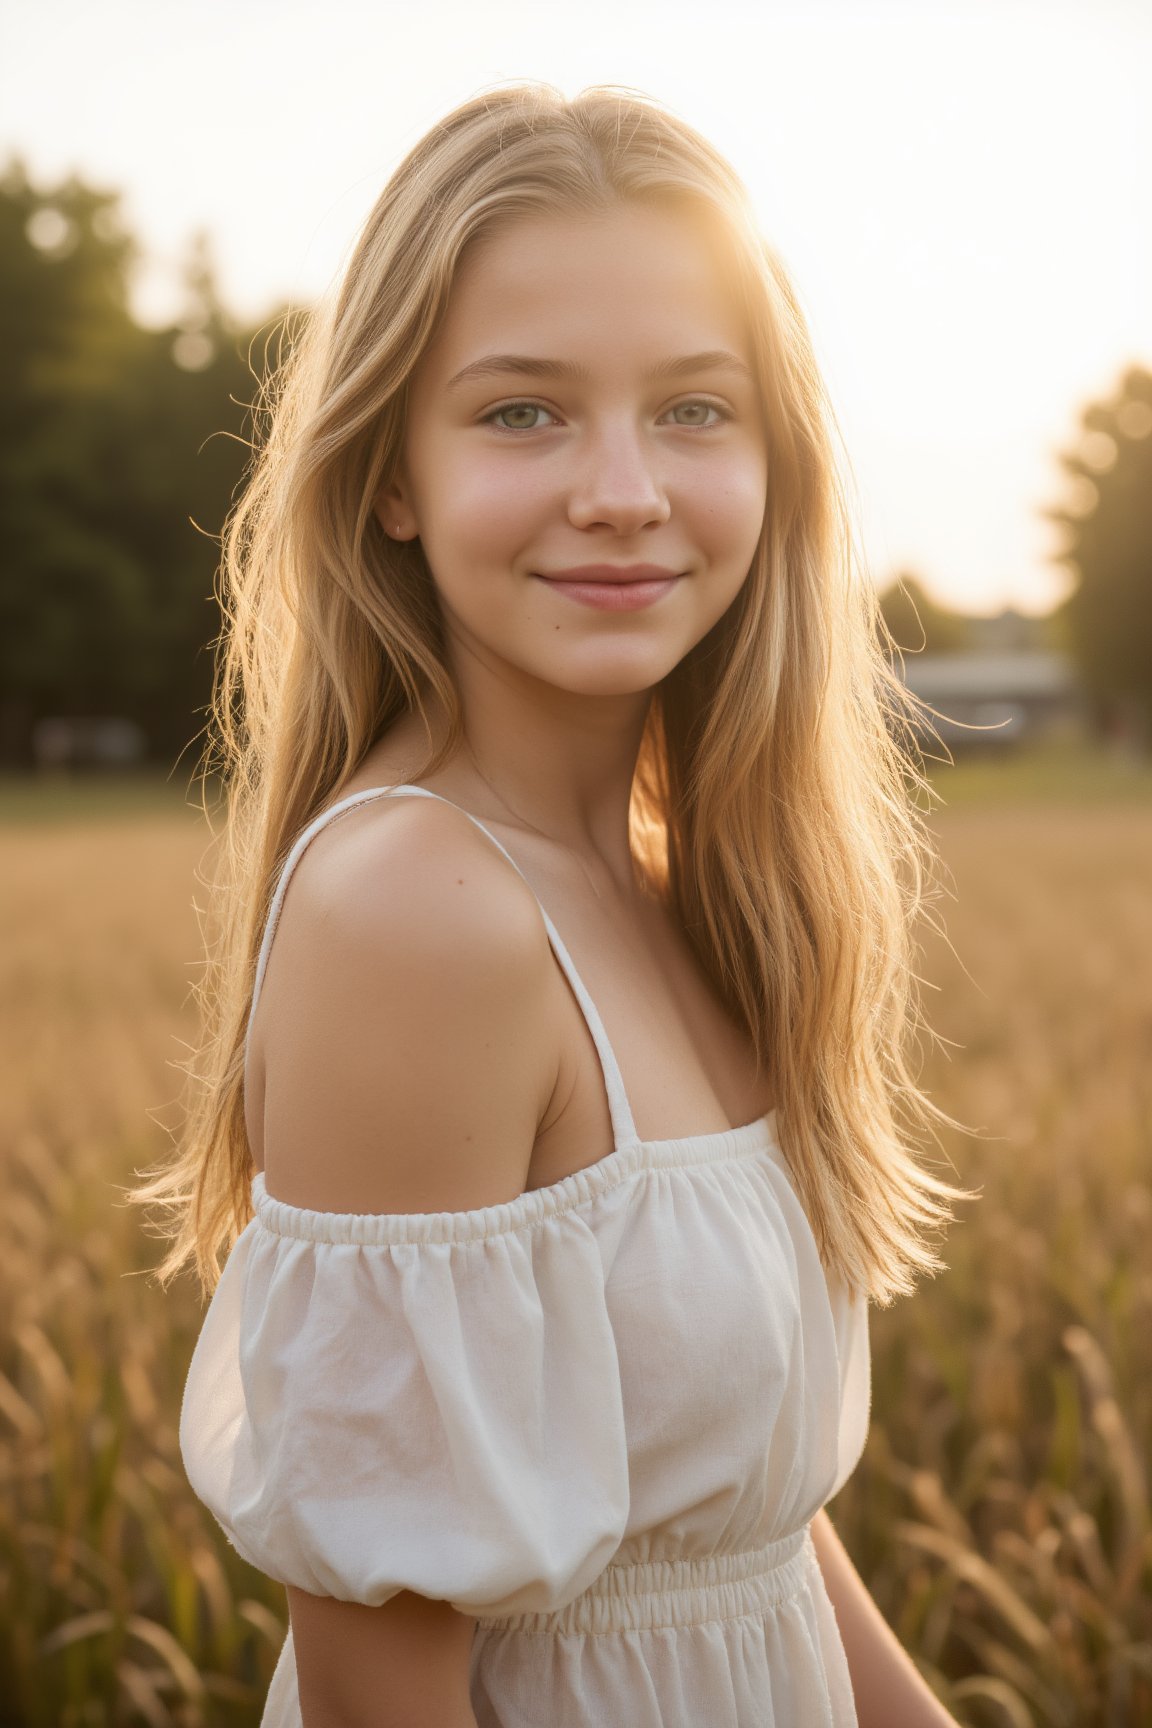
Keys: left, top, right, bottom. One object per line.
{"left": 373, "top": 474, "right": 420, "bottom": 542}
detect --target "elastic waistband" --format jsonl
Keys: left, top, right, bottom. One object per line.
{"left": 476, "top": 1524, "right": 816, "bottom": 1638}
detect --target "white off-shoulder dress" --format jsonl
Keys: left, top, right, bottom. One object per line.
{"left": 180, "top": 784, "right": 872, "bottom": 1727}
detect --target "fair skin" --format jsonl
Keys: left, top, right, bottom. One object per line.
{"left": 377, "top": 197, "right": 769, "bottom": 882}
{"left": 268, "top": 201, "right": 957, "bottom": 1725}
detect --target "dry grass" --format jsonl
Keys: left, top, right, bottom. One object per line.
{"left": 833, "top": 801, "right": 1152, "bottom": 1727}
{"left": 0, "top": 811, "right": 288, "bottom": 1724}
{"left": 1, "top": 768, "right": 1149, "bottom": 1725}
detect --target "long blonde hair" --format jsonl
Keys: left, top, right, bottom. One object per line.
{"left": 134, "top": 80, "right": 976, "bottom": 1303}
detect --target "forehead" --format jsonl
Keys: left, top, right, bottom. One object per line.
{"left": 421, "top": 202, "right": 751, "bottom": 381}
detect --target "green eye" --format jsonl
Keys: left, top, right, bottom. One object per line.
{"left": 668, "top": 401, "right": 725, "bottom": 427}
{"left": 487, "top": 402, "right": 553, "bottom": 431}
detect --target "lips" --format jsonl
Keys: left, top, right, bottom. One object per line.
{"left": 535, "top": 564, "right": 681, "bottom": 585}
{"left": 532, "top": 572, "right": 679, "bottom": 612}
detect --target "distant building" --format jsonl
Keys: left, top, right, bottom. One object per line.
{"left": 961, "top": 608, "right": 1057, "bottom": 654}
{"left": 895, "top": 649, "right": 1087, "bottom": 750}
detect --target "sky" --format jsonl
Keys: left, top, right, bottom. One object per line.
{"left": 2, "top": 0, "right": 1149, "bottom": 617}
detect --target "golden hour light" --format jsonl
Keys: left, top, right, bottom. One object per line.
{"left": 1, "top": 9, "right": 1150, "bottom": 1727}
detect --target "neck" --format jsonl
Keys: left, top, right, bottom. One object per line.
{"left": 413, "top": 660, "right": 655, "bottom": 890}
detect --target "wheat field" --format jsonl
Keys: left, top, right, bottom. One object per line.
{"left": 1, "top": 759, "right": 1149, "bottom": 1727}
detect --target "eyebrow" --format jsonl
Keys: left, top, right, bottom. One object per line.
{"left": 445, "top": 349, "right": 754, "bottom": 392}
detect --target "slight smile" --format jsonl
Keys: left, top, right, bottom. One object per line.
{"left": 532, "top": 569, "right": 682, "bottom": 612}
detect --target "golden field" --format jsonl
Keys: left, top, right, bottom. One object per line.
{"left": 1, "top": 751, "right": 1149, "bottom": 1727}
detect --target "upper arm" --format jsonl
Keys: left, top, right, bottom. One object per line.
{"left": 256, "top": 795, "right": 562, "bottom": 1215}
{"left": 252, "top": 798, "right": 561, "bottom": 1722}
{"left": 287, "top": 1586, "right": 480, "bottom": 1728}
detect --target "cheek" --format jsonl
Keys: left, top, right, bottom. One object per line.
{"left": 685, "top": 451, "right": 768, "bottom": 554}
{"left": 427, "top": 452, "right": 546, "bottom": 561}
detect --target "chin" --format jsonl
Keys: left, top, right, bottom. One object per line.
{"left": 533, "top": 655, "right": 684, "bottom": 699}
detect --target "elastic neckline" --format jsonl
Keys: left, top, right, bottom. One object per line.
{"left": 246, "top": 782, "right": 783, "bottom": 1242}
{"left": 250, "top": 1107, "right": 782, "bottom": 1246}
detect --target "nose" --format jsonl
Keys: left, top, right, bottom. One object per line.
{"left": 566, "top": 418, "right": 671, "bottom": 535}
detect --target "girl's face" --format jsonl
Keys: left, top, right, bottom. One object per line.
{"left": 377, "top": 201, "right": 769, "bottom": 698}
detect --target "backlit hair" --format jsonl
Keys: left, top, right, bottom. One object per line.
{"left": 133, "top": 81, "right": 975, "bottom": 1300}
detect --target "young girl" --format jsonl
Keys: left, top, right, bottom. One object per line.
{"left": 150, "top": 82, "right": 973, "bottom": 1728}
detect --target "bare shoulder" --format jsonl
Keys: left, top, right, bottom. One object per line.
{"left": 254, "top": 793, "right": 563, "bottom": 1213}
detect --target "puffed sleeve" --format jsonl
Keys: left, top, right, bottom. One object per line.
{"left": 180, "top": 1177, "right": 632, "bottom": 1616}
{"left": 825, "top": 1273, "right": 872, "bottom": 1499}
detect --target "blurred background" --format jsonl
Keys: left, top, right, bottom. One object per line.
{"left": 0, "top": 2, "right": 1149, "bottom": 1725}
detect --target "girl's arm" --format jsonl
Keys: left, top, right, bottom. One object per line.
{"left": 288, "top": 1588, "right": 479, "bottom": 1728}
{"left": 261, "top": 802, "right": 565, "bottom": 1724}
{"left": 811, "top": 1509, "right": 962, "bottom": 1728}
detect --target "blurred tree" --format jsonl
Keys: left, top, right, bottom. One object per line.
{"left": 0, "top": 159, "right": 266, "bottom": 769}
{"left": 1046, "top": 365, "right": 1152, "bottom": 742}
{"left": 87, "top": 226, "right": 268, "bottom": 767}
{"left": 875, "top": 572, "right": 970, "bottom": 656}
{"left": 0, "top": 158, "right": 146, "bottom": 762}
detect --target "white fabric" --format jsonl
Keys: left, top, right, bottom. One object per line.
{"left": 181, "top": 786, "right": 872, "bottom": 1727}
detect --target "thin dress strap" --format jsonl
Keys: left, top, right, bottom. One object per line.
{"left": 245, "top": 784, "right": 641, "bottom": 1156}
